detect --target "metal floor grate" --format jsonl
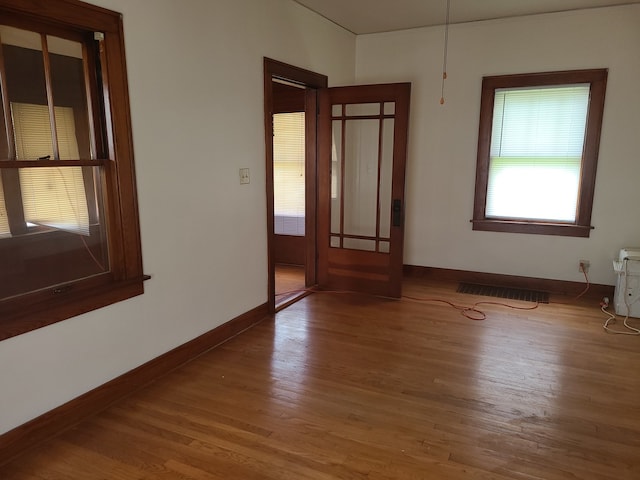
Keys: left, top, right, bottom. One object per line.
{"left": 457, "top": 283, "right": 549, "bottom": 304}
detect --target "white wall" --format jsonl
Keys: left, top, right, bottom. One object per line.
{"left": 4, "top": 0, "right": 640, "bottom": 438}
{"left": 0, "top": 0, "right": 355, "bottom": 435}
{"left": 356, "top": 5, "right": 640, "bottom": 286}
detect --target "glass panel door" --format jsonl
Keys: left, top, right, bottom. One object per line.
{"left": 318, "top": 83, "right": 411, "bottom": 298}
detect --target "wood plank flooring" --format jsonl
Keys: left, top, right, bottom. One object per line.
{"left": 2, "top": 277, "right": 639, "bottom": 479}
{"left": 275, "top": 263, "right": 306, "bottom": 309}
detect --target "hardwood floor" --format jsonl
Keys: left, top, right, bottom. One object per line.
{"left": 275, "top": 263, "right": 306, "bottom": 309}
{"left": 2, "top": 277, "right": 639, "bottom": 479}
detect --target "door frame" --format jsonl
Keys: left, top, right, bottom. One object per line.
{"left": 263, "top": 58, "right": 328, "bottom": 313}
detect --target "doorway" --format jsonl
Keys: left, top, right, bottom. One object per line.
{"left": 265, "top": 60, "right": 411, "bottom": 309}
{"left": 272, "top": 82, "right": 306, "bottom": 306}
{"left": 264, "top": 59, "right": 327, "bottom": 312}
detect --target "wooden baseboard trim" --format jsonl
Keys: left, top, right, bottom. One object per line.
{"left": 403, "top": 265, "right": 614, "bottom": 299}
{"left": 0, "top": 302, "right": 270, "bottom": 467}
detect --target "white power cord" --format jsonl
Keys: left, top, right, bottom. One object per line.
{"left": 603, "top": 259, "right": 640, "bottom": 335}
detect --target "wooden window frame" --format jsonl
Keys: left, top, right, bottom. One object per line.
{"left": 472, "top": 69, "right": 608, "bottom": 237}
{"left": 0, "top": 0, "right": 145, "bottom": 341}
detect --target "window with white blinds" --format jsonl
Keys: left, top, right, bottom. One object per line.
{"left": 472, "top": 69, "right": 607, "bottom": 237}
{"left": 486, "top": 85, "right": 590, "bottom": 222}
{"left": 12, "top": 102, "right": 89, "bottom": 235}
{"left": 273, "top": 112, "right": 305, "bottom": 236}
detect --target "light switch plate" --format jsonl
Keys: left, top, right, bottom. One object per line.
{"left": 239, "top": 168, "right": 250, "bottom": 184}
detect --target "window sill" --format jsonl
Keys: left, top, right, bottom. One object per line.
{"left": 0, "top": 275, "right": 150, "bottom": 341}
{"left": 471, "top": 219, "right": 593, "bottom": 237}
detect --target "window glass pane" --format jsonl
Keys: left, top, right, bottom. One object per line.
{"left": 0, "top": 86, "right": 7, "bottom": 159}
{"left": 12, "top": 103, "right": 56, "bottom": 159}
{"left": 0, "top": 165, "right": 108, "bottom": 301}
{"left": 331, "top": 119, "right": 342, "bottom": 234}
{"left": 0, "top": 25, "right": 41, "bottom": 50}
{"left": 20, "top": 166, "right": 89, "bottom": 234}
{"left": 273, "top": 112, "right": 305, "bottom": 236}
{"left": 384, "top": 102, "right": 395, "bottom": 115}
{"left": 48, "top": 35, "right": 91, "bottom": 159}
{"left": 486, "top": 157, "right": 580, "bottom": 222}
{"left": 1, "top": 26, "right": 52, "bottom": 159}
{"left": 379, "top": 118, "right": 394, "bottom": 238}
{"left": 487, "top": 85, "right": 589, "bottom": 222}
{"left": 379, "top": 241, "right": 390, "bottom": 253}
{"left": 491, "top": 85, "right": 589, "bottom": 158}
{"left": 343, "top": 118, "right": 379, "bottom": 237}
{"left": 0, "top": 172, "right": 10, "bottom": 236}
{"left": 343, "top": 238, "right": 376, "bottom": 251}
{"left": 345, "top": 103, "right": 380, "bottom": 116}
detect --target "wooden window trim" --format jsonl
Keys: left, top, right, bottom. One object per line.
{"left": 0, "top": 0, "right": 145, "bottom": 341}
{"left": 471, "top": 69, "right": 608, "bottom": 237}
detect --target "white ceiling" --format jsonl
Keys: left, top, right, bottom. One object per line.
{"left": 293, "top": 0, "right": 640, "bottom": 34}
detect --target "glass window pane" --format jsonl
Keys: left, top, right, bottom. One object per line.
{"left": 48, "top": 35, "right": 91, "bottom": 159}
{"left": 1, "top": 26, "right": 52, "bottom": 159}
{"left": 379, "top": 118, "right": 394, "bottom": 238}
{"left": 343, "top": 238, "right": 376, "bottom": 251}
{"left": 379, "top": 241, "right": 390, "bottom": 253}
{"left": 330, "top": 236, "right": 340, "bottom": 248}
{"left": 331, "top": 120, "right": 342, "bottom": 235}
{"left": 0, "top": 172, "right": 10, "bottom": 236}
{"left": 343, "top": 119, "right": 379, "bottom": 237}
{"left": 0, "top": 88, "right": 7, "bottom": 159}
{"left": 273, "top": 112, "right": 305, "bottom": 236}
{"left": 384, "top": 102, "right": 395, "bottom": 115}
{"left": 486, "top": 157, "right": 580, "bottom": 222}
{"left": 332, "top": 104, "right": 343, "bottom": 117}
{"left": 491, "top": 85, "right": 589, "bottom": 158}
{"left": 0, "top": 25, "right": 41, "bottom": 50}
{"left": 20, "top": 166, "right": 89, "bottom": 235}
{"left": 345, "top": 103, "right": 380, "bottom": 116}
{"left": 12, "top": 103, "right": 79, "bottom": 160}
{"left": 0, "top": 165, "right": 108, "bottom": 301}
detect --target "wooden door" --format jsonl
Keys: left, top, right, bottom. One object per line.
{"left": 317, "top": 83, "right": 411, "bottom": 298}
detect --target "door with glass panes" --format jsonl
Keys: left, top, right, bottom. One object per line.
{"left": 317, "top": 83, "right": 410, "bottom": 298}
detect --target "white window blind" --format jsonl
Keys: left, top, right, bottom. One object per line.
{"left": 11, "top": 102, "right": 90, "bottom": 235}
{"left": 273, "top": 112, "right": 305, "bottom": 236}
{"left": 0, "top": 174, "right": 10, "bottom": 237}
{"left": 486, "top": 85, "right": 590, "bottom": 222}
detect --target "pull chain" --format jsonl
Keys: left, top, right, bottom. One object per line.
{"left": 440, "top": 0, "right": 451, "bottom": 105}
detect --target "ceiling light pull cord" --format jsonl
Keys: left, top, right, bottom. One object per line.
{"left": 440, "top": 0, "right": 451, "bottom": 105}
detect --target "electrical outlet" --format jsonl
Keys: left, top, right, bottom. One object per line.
{"left": 579, "top": 259, "right": 590, "bottom": 273}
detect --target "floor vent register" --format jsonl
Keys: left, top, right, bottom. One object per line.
{"left": 457, "top": 283, "right": 549, "bottom": 304}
